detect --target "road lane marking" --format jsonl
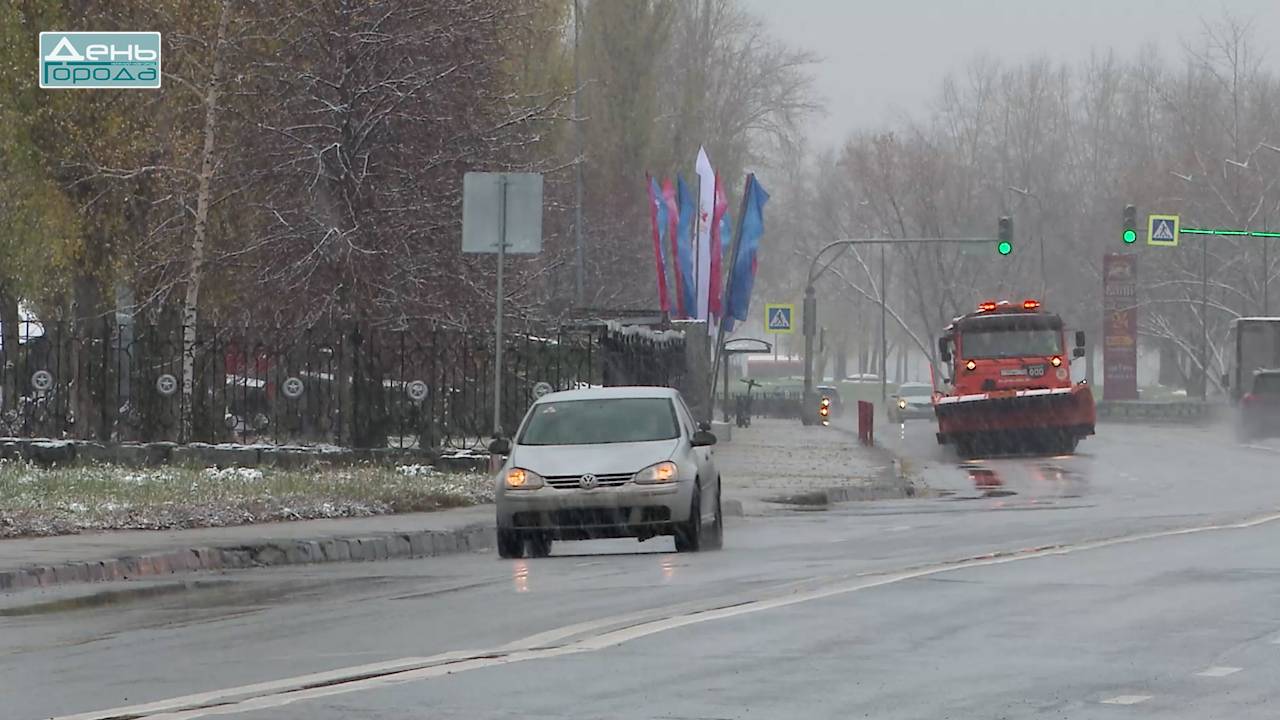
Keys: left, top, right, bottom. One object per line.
{"left": 56, "top": 509, "right": 1280, "bottom": 720}
{"left": 1196, "top": 666, "right": 1241, "bottom": 677}
{"left": 1101, "top": 695, "right": 1152, "bottom": 705}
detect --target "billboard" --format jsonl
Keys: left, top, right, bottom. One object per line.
{"left": 1103, "top": 253, "right": 1138, "bottom": 400}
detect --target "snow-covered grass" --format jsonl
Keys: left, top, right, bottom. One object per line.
{"left": 0, "top": 461, "right": 493, "bottom": 538}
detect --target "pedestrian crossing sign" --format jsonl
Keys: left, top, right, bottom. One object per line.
{"left": 765, "top": 303, "right": 794, "bottom": 334}
{"left": 1147, "top": 214, "right": 1180, "bottom": 247}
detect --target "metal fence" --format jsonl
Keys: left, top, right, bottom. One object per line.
{"left": 725, "top": 390, "right": 803, "bottom": 419}
{"left": 0, "top": 321, "right": 687, "bottom": 450}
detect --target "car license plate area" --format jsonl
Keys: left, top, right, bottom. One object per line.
{"left": 512, "top": 507, "right": 671, "bottom": 528}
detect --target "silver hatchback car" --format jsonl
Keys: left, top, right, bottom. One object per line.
{"left": 491, "top": 386, "right": 723, "bottom": 558}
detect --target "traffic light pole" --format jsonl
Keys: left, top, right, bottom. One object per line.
{"left": 801, "top": 236, "right": 1003, "bottom": 424}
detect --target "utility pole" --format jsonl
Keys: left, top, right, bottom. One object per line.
{"left": 1007, "top": 187, "right": 1047, "bottom": 299}
{"left": 1201, "top": 234, "right": 1208, "bottom": 400}
{"left": 879, "top": 246, "right": 888, "bottom": 405}
{"left": 572, "top": 0, "right": 585, "bottom": 306}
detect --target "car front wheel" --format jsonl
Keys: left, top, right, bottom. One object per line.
{"left": 497, "top": 528, "right": 524, "bottom": 559}
{"left": 703, "top": 480, "right": 724, "bottom": 550}
{"left": 674, "top": 486, "right": 703, "bottom": 552}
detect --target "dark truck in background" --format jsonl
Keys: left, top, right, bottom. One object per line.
{"left": 1225, "top": 318, "right": 1280, "bottom": 440}
{"left": 1225, "top": 318, "right": 1280, "bottom": 401}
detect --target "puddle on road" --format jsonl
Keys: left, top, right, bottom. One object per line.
{"left": 1, "top": 575, "right": 401, "bottom": 618}
{"left": 0, "top": 580, "right": 232, "bottom": 617}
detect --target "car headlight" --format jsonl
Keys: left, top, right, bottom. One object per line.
{"left": 633, "top": 461, "right": 678, "bottom": 484}
{"left": 505, "top": 467, "right": 544, "bottom": 490}
{"left": 897, "top": 398, "right": 908, "bottom": 409}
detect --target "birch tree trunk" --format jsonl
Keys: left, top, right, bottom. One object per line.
{"left": 181, "top": 0, "right": 232, "bottom": 442}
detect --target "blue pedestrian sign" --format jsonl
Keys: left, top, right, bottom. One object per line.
{"left": 765, "top": 303, "right": 794, "bottom": 334}
{"left": 1147, "top": 214, "right": 1180, "bottom": 247}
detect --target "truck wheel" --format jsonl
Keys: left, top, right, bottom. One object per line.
{"left": 1056, "top": 435, "right": 1079, "bottom": 455}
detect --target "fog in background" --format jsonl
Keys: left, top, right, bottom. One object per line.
{"left": 743, "top": 0, "right": 1280, "bottom": 147}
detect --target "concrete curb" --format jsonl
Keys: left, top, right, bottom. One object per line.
{"left": 0, "top": 524, "right": 495, "bottom": 594}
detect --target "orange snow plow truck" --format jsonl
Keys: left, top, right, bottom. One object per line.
{"left": 934, "top": 299, "right": 1095, "bottom": 456}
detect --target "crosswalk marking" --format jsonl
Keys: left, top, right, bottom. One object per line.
{"left": 1101, "top": 695, "right": 1152, "bottom": 705}
{"left": 1196, "top": 666, "right": 1241, "bottom": 677}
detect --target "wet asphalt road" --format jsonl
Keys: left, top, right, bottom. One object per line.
{"left": 6, "top": 421, "right": 1280, "bottom": 719}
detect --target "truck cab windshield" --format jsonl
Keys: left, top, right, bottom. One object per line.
{"left": 961, "top": 329, "right": 1062, "bottom": 359}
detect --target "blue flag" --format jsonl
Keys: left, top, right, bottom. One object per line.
{"left": 649, "top": 176, "right": 671, "bottom": 311}
{"left": 725, "top": 175, "right": 769, "bottom": 329}
{"left": 720, "top": 211, "right": 732, "bottom": 265}
{"left": 676, "top": 174, "right": 697, "bottom": 318}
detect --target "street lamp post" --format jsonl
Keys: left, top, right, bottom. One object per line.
{"left": 1253, "top": 144, "right": 1280, "bottom": 314}
{"left": 1007, "top": 186, "right": 1047, "bottom": 299}
{"left": 1169, "top": 171, "right": 1211, "bottom": 399}
{"left": 800, "top": 236, "right": 1003, "bottom": 424}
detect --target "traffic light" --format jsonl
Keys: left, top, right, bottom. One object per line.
{"left": 818, "top": 396, "right": 831, "bottom": 424}
{"left": 997, "top": 216, "right": 1013, "bottom": 255}
{"left": 1123, "top": 204, "right": 1137, "bottom": 244}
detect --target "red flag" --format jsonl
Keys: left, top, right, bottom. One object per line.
{"left": 709, "top": 173, "right": 728, "bottom": 319}
{"left": 647, "top": 174, "right": 670, "bottom": 313}
{"left": 662, "top": 179, "right": 683, "bottom": 317}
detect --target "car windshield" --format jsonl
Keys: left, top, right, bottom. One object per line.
{"left": 899, "top": 385, "right": 931, "bottom": 397}
{"left": 518, "top": 398, "right": 679, "bottom": 446}
{"left": 961, "top": 330, "right": 1062, "bottom": 359}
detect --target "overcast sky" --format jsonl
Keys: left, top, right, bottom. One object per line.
{"left": 741, "top": 0, "right": 1280, "bottom": 148}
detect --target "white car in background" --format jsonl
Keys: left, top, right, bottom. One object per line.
{"left": 491, "top": 386, "right": 723, "bottom": 558}
{"left": 889, "top": 382, "right": 936, "bottom": 422}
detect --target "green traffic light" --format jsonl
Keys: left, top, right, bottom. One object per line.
{"left": 997, "top": 240, "right": 1012, "bottom": 256}
{"left": 1123, "top": 229, "right": 1137, "bottom": 244}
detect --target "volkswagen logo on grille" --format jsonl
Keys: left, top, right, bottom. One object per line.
{"left": 578, "top": 473, "right": 598, "bottom": 490}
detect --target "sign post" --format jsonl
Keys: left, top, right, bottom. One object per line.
{"left": 493, "top": 180, "right": 507, "bottom": 438}
{"left": 463, "top": 172, "right": 543, "bottom": 438}
{"left": 1102, "top": 253, "right": 1139, "bottom": 400}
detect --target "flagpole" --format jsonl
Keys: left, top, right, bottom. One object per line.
{"left": 694, "top": 174, "right": 702, "bottom": 319}
{"left": 693, "top": 171, "right": 709, "bottom": 422}
{"left": 710, "top": 174, "right": 754, "bottom": 423}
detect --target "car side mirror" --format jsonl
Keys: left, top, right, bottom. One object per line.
{"left": 937, "top": 338, "right": 951, "bottom": 363}
{"left": 691, "top": 430, "right": 718, "bottom": 447}
{"left": 1072, "top": 347, "right": 1085, "bottom": 359}
{"left": 1075, "top": 330, "right": 1086, "bottom": 348}
{"left": 488, "top": 437, "right": 511, "bottom": 455}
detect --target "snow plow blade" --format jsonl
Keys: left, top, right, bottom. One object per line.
{"left": 934, "top": 385, "right": 1096, "bottom": 454}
